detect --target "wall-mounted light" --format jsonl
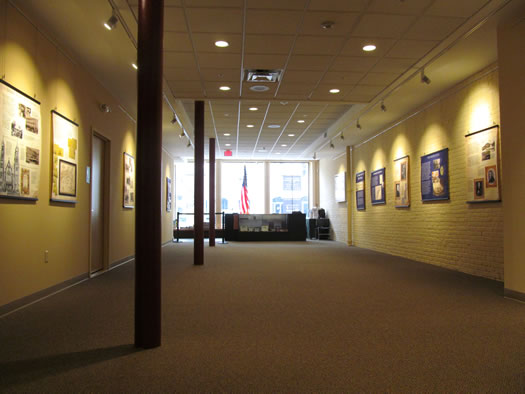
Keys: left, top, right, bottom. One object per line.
{"left": 104, "top": 12, "right": 118, "bottom": 31}
{"left": 421, "top": 69, "right": 431, "bottom": 85}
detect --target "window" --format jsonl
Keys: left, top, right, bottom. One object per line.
{"left": 175, "top": 162, "right": 209, "bottom": 228}
{"left": 270, "top": 162, "right": 309, "bottom": 214}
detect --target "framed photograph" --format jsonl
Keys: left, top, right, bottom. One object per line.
{"left": 370, "top": 168, "right": 386, "bottom": 205}
{"left": 123, "top": 152, "right": 135, "bottom": 208}
{"left": 58, "top": 159, "right": 77, "bottom": 197}
{"left": 356, "top": 171, "right": 365, "bottom": 211}
{"left": 421, "top": 148, "right": 449, "bottom": 202}
{"left": 465, "top": 126, "right": 500, "bottom": 203}
{"left": 334, "top": 172, "right": 346, "bottom": 202}
{"left": 51, "top": 110, "right": 79, "bottom": 203}
{"left": 0, "top": 79, "right": 42, "bottom": 201}
{"left": 394, "top": 155, "right": 410, "bottom": 207}
{"left": 166, "top": 177, "right": 172, "bottom": 212}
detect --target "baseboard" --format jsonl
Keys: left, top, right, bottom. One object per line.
{"left": 504, "top": 288, "right": 525, "bottom": 303}
{"left": 0, "top": 272, "right": 89, "bottom": 318}
{"left": 109, "top": 255, "right": 134, "bottom": 270}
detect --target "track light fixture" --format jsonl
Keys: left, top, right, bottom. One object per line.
{"left": 356, "top": 119, "right": 361, "bottom": 129}
{"left": 330, "top": 140, "right": 335, "bottom": 149}
{"left": 99, "top": 103, "right": 111, "bottom": 113}
{"left": 340, "top": 133, "right": 344, "bottom": 140}
{"left": 421, "top": 69, "right": 431, "bottom": 85}
{"left": 187, "top": 140, "right": 191, "bottom": 148}
{"left": 104, "top": 12, "right": 118, "bottom": 31}
{"left": 313, "top": 152, "right": 317, "bottom": 160}
{"left": 179, "top": 130, "right": 185, "bottom": 138}
{"left": 323, "top": 132, "right": 328, "bottom": 138}
{"left": 381, "top": 101, "right": 387, "bottom": 112}
{"left": 171, "top": 113, "right": 178, "bottom": 124}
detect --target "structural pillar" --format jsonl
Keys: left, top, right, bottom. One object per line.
{"left": 135, "top": 0, "right": 163, "bottom": 349}
{"left": 209, "top": 138, "right": 216, "bottom": 246}
{"left": 194, "top": 101, "right": 204, "bottom": 265}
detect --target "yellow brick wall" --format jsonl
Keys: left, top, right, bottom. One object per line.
{"left": 352, "top": 69, "right": 503, "bottom": 280}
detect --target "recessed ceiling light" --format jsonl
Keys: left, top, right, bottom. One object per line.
{"left": 297, "top": 120, "right": 305, "bottom": 123}
{"left": 288, "top": 134, "right": 295, "bottom": 137}
{"left": 219, "top": 86, "right": 231, "bottom": 91}
{"left": 215, "top": 40, "right": 229, "bottom": 48}
{"left": 223, "top": 133, "right": 231, "bottom": 136}
{"left": 281, "top": 144, "right": 287, "bottom": 147}
{"left": 132, "top": 63, "right": 138, "bottom": 70}
{"left": 363, "top": 44, "right": 376, "bottom": 52}
{"left": 250, "top": 85, "right": 270, "bottom": 92}
{"left": 225, "top": 143, "right": 231, "bottom": 146}
{"left": 246, "top": 124, "right": 254, "bottom": 128}
{"left": 268, "top": 124, "right": 280, "bottom": 128}
{"left": 329, "top": 88, "right": 340, "bottom": 94}
{"left": 249, "top": 107, "right": 258, "bottom": 111}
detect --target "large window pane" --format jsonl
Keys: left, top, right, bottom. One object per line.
{"left": 175, "top": 162, "right": 209, "bottom": 228}
{"left": 221, "top": 162, "right": 264, "bottom": 213}
{"left": 270, "top": 162, "right": 309, "bottom": 214}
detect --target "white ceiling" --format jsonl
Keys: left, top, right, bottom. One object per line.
{"left": 11, "top": 0, "right": 524, "bottom": 160}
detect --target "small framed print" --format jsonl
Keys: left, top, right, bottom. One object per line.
{"left": 58, "top": 159, "right": 77, "bottom": 197}
{"left": 123, "top": 152, "right": 135, "bottom": 208}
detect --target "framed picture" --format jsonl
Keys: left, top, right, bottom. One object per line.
{"left": 166, "top": 177, "right": 172, "bottom": 212}
{"left": 421, "top": 148, "right": 449, "bottom": 202}
{"left": 371, "top": 168, "right": 385, "bottom": 205}
{"left": 334, "top": 172, "right": 346, "bottom": 202}
{"left": 58, "top": 159, "right": 77, "bottom": 197}
{"left": 51, "top": 110, "right": 79, "bottom": 203}
{"left": 0, "top": 79, "right": 42, "bottom": 201}
{"left": 123, "top": 152, "right": 135, "bottom": 208}
{"left": 394, "top": 155, "right": 410, "bottom": 207}
{"left": 465, "top": 125, "right": 500, "bottom": 203}
{"left": 356, "top": 171, "right": 365, "bottom": 211}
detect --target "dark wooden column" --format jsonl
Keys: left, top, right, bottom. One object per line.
{"left": 209, "top": 138, "right": 216, "bottom": 246}
{"left": 194, "top": 101, "right": 204, "bottom": 265}
{"left": 135, "top": 0, "right": 163, "bottom": 349}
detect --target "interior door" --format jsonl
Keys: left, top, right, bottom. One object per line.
{"left": 91, "top": 134, "right": 106, "bottom": 273}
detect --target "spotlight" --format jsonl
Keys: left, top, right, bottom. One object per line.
{"left": 187, "top": 140, "right": 191, "bottom": 148}
{"left": 356, "top": 119, "right": 361, "bottom": 129}
{"left": 104, "top": 13, "right": 118, "bottom": 31}
{"left": 330, "top": 141, "right": 335, "bottom": 149}
{"left": 323, "top": 132, "right": 327, "bottom": 138}
{"left": 381, "top": 101, "right": 387, "bottom": 112}
{"left": 179, "top": 130, "right": 185, "bottom": 138}
{"left": 421, "top": 69, "right": 431, "bottom": 85}
{"left": 313, "top": 152, "right": 317, "bottom": 160}
{"left": 340, "top": 133, "right": 344, "bottom": 140}
{"left": 171, "top": 113, "right": 178, "bottom": 124}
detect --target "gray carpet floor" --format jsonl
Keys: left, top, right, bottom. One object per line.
{"left": 1, "top": 241, "right": 524, "bottom": 393}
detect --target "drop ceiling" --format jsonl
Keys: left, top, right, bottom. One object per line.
{"left": 11, "top": 0, "right": 523, "bottom": 160}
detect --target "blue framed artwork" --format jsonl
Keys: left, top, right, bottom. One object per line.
{"left": 421, "top": 148, "right": 449, "bottom": 201}
{"left": 370, "top": 168, "right": 385, "bottom": 205}
{"left": 356, "top": 171, "right": 365, "bottom": 211}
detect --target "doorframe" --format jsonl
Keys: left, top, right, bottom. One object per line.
{"left": 89, "top": 129, "right": 111, "bottom": 277}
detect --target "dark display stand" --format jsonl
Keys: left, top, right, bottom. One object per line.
{"left": 225, "top": 213, "right": 306, "bottom": 241}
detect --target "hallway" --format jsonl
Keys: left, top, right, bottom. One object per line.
{"left": 1, "top": 241, "right": 524, "bottom": 392}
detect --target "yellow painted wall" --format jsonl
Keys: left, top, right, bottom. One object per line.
{"left": 162, "top": 149, "right": 174, "bottom": 244}
{"left": 351, "top": 69, "right": 503, "bottom": 280}
{"left": 0, "top": 3, "right": 136, "bottom": 306}
{"left": 319, "top": 153, "right": 348, "bottom": 243}
{"left": 498, "top": 7, "right": 525, "bottom": 293}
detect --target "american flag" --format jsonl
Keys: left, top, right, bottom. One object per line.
{"left": 240, "top": 165, "right": 249, "bottom": 214}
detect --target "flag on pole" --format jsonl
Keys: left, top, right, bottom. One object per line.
{"left": 240, "top": 165, "right": 250, "bottom": 214}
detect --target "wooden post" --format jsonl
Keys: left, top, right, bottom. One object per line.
{"left": 135, "top": 0, "right": 163, "bottom": 349}
{"left": 209, "top": 138, "right": 216, "bottom": 246}
{"left": 194, "top": 101, "right": 204, "bottom": 265}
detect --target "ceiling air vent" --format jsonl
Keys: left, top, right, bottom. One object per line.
{"left": 244, "top": 69, "right": 282, "bottom": 83}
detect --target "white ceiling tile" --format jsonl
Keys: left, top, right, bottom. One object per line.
{"left": 281, "top": 70, "right": 324, "bottom": 83}
{"left": 247, "top": 0, "right": 308, "bottom": 9}
{"left": 386, "top": 39, "right": 439, "bottom": 59}
{"left": 200, "top": 68, "right": 241, "bottom": 82}
{"left": 301, "top": 11, "right": 359, "bottom": 36}
{"left": 370, "top": 57, "right": 416, "bottom": 73}
{"left": 244, "top": 54, "right": 288, "bottom": 69}
{"left": 245, "top": 35, "right": 295, "bottom": 54}
{"left": 197, "top": 53, "right": 241, "bottom": 68}
{"left": 294, "top": 36, "right": 346, "bottom": 55}
{"left": 360, "top": 72, "right": 399, "bottom": 86}
{"left": 425, "top": 0, "right": 490, "bottom": 18}
{"left": 287, "top": 55, "right": 333, "bottom": 70}
{"left": 246, "top": 10, "right": 304, "bottom": 35}
{"left": 353, "top": 14, "right": 417, "bottom": 38}
{"left": 277, "top": 82, "right": 316, "bottom": 97}
{"left": 367, "top": 0, "right": 433, "bottom": 15}
{"left": 321, "top": 71, "right": 364, "bottom": 85}
{"left": 191, "top": 33, "right": 242, "bottom": 53}
{"left": 164, "top": 51, "right": 198, "bottom": 68}
{"left": 185, "top": 0, "right": 243, "bottom": 7}
{"left": 164, "top": 32, "right": 193, "bottom": 51}
{"left": 310, "top": 84, "right": 352, "bottom": 100}
{"left": 165, "top": 67, "right": 201, "bottom": 81}
{"left": 164, "top": 7, "right": 187, "bottom": 32}
{"left": 331, "top": 56, "right": 378, "bottom": 72}
{"left": 404, "top": 16, "right": 464, "bottom": 41}
{"left": 308, "top": 0, "right": 367, "bottom": 12}
{"left": 186, "top": 8, "right": 243, "bottom": 33}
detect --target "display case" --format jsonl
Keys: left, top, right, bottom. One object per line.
{"left": 225, "top": 213, "right": 306, "bottom": 241}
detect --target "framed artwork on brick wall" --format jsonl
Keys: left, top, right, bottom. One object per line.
{"left": 465, "top": 125, "right": 500, "bottom": 203}
{"left": 356, "top": 171, "right": 365, "bottom": 210}
{"left": 421, "top": 148, "right": 449, "bottom": 202}
{"left": 394, "top": 155, "right": 409, "bottom": 208}
{"left": 371, "top": 168, "right": 385, "bottom": 205}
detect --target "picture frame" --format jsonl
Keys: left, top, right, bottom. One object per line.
{"left": 394, "top": 155, "right": 410, "bottom": 208}
{"left": 166, "top": 176, "right": 172, "bottom": 212}
{"left": 356, "top": 171, "right": 365, "bottom": 211}
{"left": 58, "top": 159, "right": 77, "bottom": 197}
{"left": 123, "top": 152, "right": 135, "bottom": 208}
{"left": 370, "top": 168, "right": 386, "bottom": 205}
{"left": 421, "top": 148, "right": 449, "bottom": 202}
{"left": 334, "top": 172, "right": 346, "bottom": 202}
